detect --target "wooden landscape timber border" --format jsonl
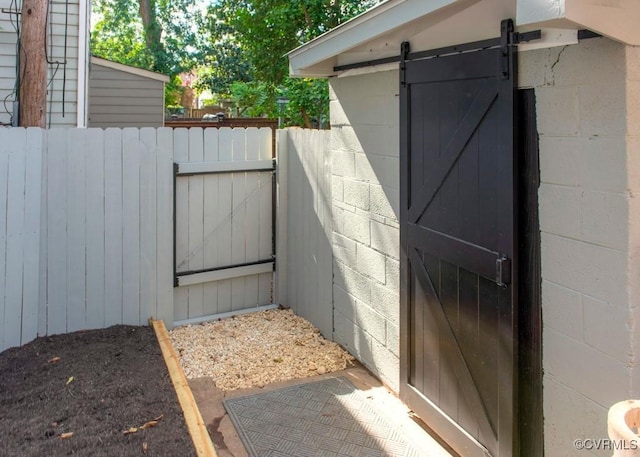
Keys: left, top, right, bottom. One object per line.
{"left": 152, "top": 319, "right": 217, "bottom": 457}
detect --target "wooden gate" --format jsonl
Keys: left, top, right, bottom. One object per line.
{"left": 399, "top": 22, "right": 517, "bottom": 457}
{"left": 173, "top": 127, "right": 275, "bottom": 325}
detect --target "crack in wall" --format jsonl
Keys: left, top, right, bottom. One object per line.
{"left": 544, "top": 45, "right": 570, "bottom": 86}
{"left": 551, "top": 45, "right": 569, "bottom": 71}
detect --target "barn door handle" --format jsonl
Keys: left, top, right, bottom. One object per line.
{"left": 496, "top": 256, "right": 511, "bottom": 287}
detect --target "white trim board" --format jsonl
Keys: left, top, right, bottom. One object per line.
{"left": 91, "top": 56, "right": 170, "bottom": 83}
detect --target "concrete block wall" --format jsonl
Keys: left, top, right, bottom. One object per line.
{"left": 520, "top": 38, "right": 639, "bottom": 457}
{"left": 329, "top": 70, "right": 401, "bottom": 391}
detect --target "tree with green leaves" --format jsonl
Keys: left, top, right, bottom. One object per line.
{"left": 91, "top": 0, "right": 202, "bottom": 77}
{"left": 192, "top": 16, "right": 252, "bottom": 96}
{"left": 199, "top": 0, "right": 378, "bottom": 127}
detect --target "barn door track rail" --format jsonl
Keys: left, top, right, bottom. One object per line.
{"left": 334, "top": 21, "right": 546, "bottom": 73}
{"left": 334, "top": 26, "right": 605, "bottom": 74}
{"left": 173, "top": 159, "right": 277, "bottom": 288}
{"left": 333, "top": 19, "right": 601, "bottom": 72}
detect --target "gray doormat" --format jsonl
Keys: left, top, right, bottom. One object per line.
{"left": 223, "top": 376, "right": 422, "bottom": 457}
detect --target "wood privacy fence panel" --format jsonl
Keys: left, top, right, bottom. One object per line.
{"left": 0, "top": 126, "right": 275, "bottom": 352}
{"left": 42, "top": 128, "right": 174, "bottom": 338}
{"left": 278, "top": 128, "right": 333, "bottom": 339}
{"left": 0, "top": 129, "right": 42, "bottom": 351}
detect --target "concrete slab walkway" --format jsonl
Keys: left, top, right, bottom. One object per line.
{"left": 189, "top": 365, "right": 456, "bottom": 457}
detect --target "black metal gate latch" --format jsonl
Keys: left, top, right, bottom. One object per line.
{"left": 496, "top": 256, "right": 511, "bottom": 287}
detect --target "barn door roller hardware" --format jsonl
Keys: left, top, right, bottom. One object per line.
{"left": 500, "top": 19, "right": 514, "bottom": 80}
{"left": 400, "top": 41, "right": 410, "bottom": 87}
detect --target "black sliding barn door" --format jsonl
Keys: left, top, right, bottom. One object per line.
{"left": 399, "top": 24, "right": 518, "bottom": 457}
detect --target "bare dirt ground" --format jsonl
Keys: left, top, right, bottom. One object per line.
{"left": 0, "top": 326, "right": 195, "bottom": 457}
{"left": 169, "top": 308, "right": 355, "bottom": 390}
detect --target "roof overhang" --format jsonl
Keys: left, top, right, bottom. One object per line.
{"left": 91, "top": 56, "right": 170, "bottom": 83}
{"left": 288, "top": 0, "right": 640, "bottom": 78}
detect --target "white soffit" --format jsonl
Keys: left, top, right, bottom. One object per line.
{"left": 566, "top": 0, "right": 640, "bottom": 46}
{"left": 289, "top": 0, "right": 640, "bottom": 78}
{"left": 516, "top": 0, "right": 565, "bottom": 24}
{"left": 517, "top": 0, "right": 640, "bottom": 46}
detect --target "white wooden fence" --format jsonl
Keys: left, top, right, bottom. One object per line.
{"left": 0, "top": 127, "right": 275, "bottom": 352}
{"left": 276, "top": 128, "right": 333, "bottom": 338}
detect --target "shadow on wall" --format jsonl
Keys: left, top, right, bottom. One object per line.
{"left": 283, "top": 128, "right": 334, "bottom": 339}
{"left": 281, "top": 71, "right": 402, "bottom": 390}
{"left": 327, "top": 69, "right": 402, "bottom": 390}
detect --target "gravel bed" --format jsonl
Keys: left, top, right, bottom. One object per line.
{"left": 169, "top": 308, "right": 355, "bottom": 390}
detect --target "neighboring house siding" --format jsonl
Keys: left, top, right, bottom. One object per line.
{"left": 329, "top": 70, "right": 401, "bottom": 391}
{"left": 89, "top": 64, "right": 165, "bottom": 128}
{"left": 0, "top": 3, "right": 18, "bottom": 125}
{"left": 0, "top": 0, "right": 80, "bottom": 126}
{"left": 47, "top": 0, "right": 79, "bottom": 127}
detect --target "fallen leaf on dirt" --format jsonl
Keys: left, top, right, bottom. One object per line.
{"left": 48, "top": 357, "right": 61, "bottom": 364}
{"left": 60, "top": 432, "right": 73, "bottom": 439}
{"left": 66, "top": 376, "right": 74, "bottom": 385}
{"left": 140, "top": 420, "right": 159, "bottom": 430}
{"left": 143, "top": 442, "right": 148, "bottom": 454}
{"left": 123, "top": 415, "right": 163, "bottom": 435}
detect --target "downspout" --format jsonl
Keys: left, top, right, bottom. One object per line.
{"left": 77, "top": 0, "right": 89, "bottom": 127}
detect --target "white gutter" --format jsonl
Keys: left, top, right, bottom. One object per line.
{"left": 77, "top": 0, "right": 89, "bottom": 127}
